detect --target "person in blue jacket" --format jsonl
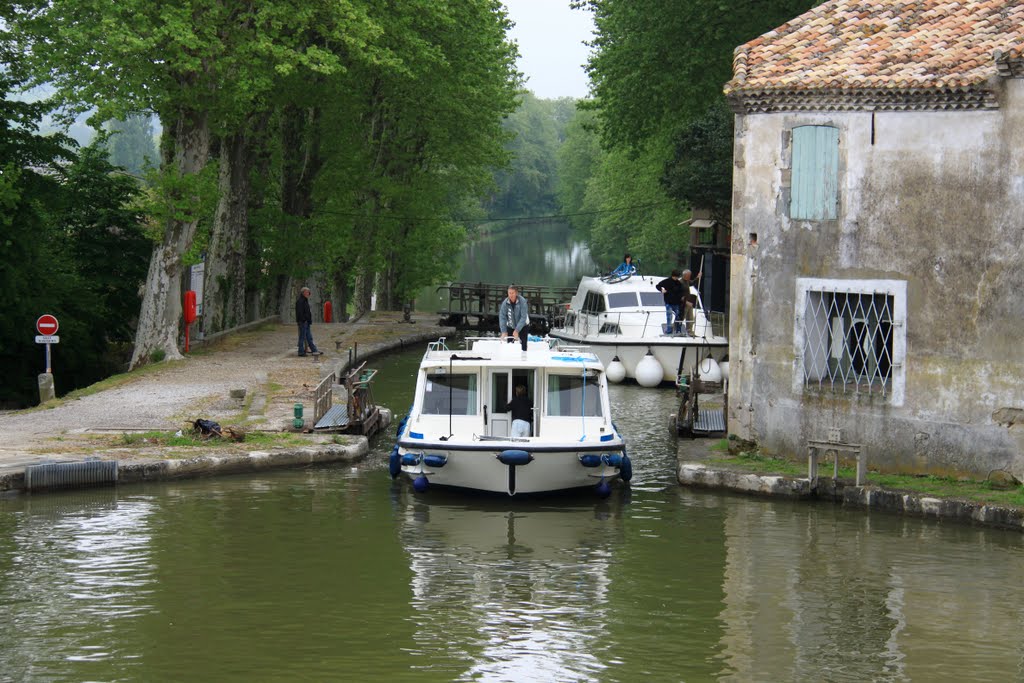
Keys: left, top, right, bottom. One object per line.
{"left": 499, "top": 284, "right": 530, "bottom": 351}
{"left": 610, "top": 253, "right": 637, "bottom": 278}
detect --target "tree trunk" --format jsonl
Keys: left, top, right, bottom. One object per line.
{"left": 202, "top": 124, "right": 260, "bottom": 336}
{"left": 353, "top": 269, "right": 374, "bottom": 317}
{"left": 130, "top": 110, "right": 210, "bottom": 369}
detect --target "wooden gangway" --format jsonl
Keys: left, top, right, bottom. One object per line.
{"left": 313, "top": 362, "right": 384, "bottom": 436}
{"left": 435, "top": 281, "right": 577, "bottom": 333}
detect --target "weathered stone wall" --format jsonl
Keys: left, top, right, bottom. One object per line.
{"left": 730, "top": 78, "right": 1024, "bottom": 479}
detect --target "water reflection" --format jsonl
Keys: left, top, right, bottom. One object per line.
{"left": 416, "top": 222, "right": 595, "bottom": 312}
{"left": 397, "top": 491, "right": 625, "bottom": 682}
{"left": 1, "top": 346, "right": 1024, "bottom": 681}
{"left": 0, "top": 492, "right": 157, "bottom": 679}
{"left": 712, "top": 499, "right": 1024, "bottom": 683}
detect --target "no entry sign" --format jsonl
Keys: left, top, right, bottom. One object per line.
{"left": 36, "top": 314, "right": 59, "bottom": 335}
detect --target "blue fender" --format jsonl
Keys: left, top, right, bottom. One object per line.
{"left": 389, "top": 447, "right": 401, "bottom": 479}
{"left": 423, "top": 454, "right": 448, "bottom": 468}
{"left": 620, "top": 453, "right": 633, "bottom": 483}
{"left": 413, "top": 474, "right": 429, "bottom": 493}
{"left": 497, "top": 450, "right": 533, "bottom": 466}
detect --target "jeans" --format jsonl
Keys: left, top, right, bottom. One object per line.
{"left": 665, "top": 304, "right": 680, "bottom": 329}
{"left": 506, "top": 333, "right": 528, "bottom": 351}
{"left": 297, "top": 322, "right": 318, "bottom": 355}
{"left": 511, "top": 419, "right": 532, "bottom": 437}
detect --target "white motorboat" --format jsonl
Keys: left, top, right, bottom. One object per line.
{"left": 548, "top": 273, "right": 728, "bottom": 386}
{"left": 390, "top": 337, "right": 631, "bottom": 496}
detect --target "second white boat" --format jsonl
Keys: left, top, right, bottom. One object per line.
{"left": 548, "top": 274, "right": 728, "bottom": 386}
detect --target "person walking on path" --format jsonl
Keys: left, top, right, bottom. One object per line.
{"left": 656, "top": 270, "right": 684, "bottom": 333}
{"left": 499, "top": 284, "right": 530, "bottom": 352}
{"left": 295, "top": 287, "right": 321, "bottom": 356}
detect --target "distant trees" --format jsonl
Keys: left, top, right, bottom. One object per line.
{"left": 562, "top": 0, "right": 817, "bottom": 270}
{"left": 104, "top": 115, "right": 158, "bottom": 177}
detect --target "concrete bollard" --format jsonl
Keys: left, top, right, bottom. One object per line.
{"left": 38, "top": 372, "right": 55, "bottom": 404}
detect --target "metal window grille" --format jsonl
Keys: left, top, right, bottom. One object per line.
{"left": 802, "top": 289, "right": 894, "bottom": 396}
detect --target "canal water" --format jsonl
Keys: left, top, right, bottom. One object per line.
{"left": 3, "top": 225, "right": 1024, "bottom": 681}
{"left": 415, "top": 221, "right": 599, "bottom": 313}
{"left": 2, "top": 342, "right": 1024, "bottom": 681}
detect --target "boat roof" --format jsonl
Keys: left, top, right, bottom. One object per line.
{"left": 421, "top": 337, "right": 603, "bottom": 370}
{"left": 576, "top": 274, "right": 667, "bottom": 294}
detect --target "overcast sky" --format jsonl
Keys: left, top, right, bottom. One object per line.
{"left": 502, "top": 0, "right": 595, "bottom": 100}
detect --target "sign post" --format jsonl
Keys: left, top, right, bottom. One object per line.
{"left": 36, "top": 314, "right": 60, "bottom": 372}
{"left": 35, "top": 314, "right": 59, "bottom": 403}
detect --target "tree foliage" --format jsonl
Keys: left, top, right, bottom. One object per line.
{"left": 561, "top": 0, "right": 817, "bottom": 270}
{"left": 0, "top": 68, "right": 149, "bottom": 407}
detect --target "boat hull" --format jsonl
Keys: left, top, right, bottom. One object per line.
{"left": 548, "top": 332, "right": 727, "bottom": 383}
{"left": 397, "top": 441, "right": 625, "bottom": 495}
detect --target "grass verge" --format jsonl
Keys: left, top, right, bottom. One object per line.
{"left": 704, "top": 439, "right": 1024, "bottom": 509}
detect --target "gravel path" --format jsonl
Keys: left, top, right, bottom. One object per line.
{"left": 0, "top": 314, "right": 453, "bottom": 467}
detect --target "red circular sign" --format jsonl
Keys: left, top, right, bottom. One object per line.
{"left": 36, "top": 314, "right": 59, "bottom": 335}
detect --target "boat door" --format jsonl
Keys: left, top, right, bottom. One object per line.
{"left": 488, "top": 369, "right": 535, "bottom": 437}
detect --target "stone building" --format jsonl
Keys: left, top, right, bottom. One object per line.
{"left": 723, "top": 0, "right": 1024, "bottom": 479}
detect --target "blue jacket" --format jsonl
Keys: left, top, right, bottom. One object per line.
{"left": 499, "top": 295, "right": 530, "bottom": 334}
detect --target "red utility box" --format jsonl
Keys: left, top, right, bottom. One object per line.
{"left": 324, "top": 301, "right": 333, "bottom": 323}
{"left": 184, "top": 290, "right": 197, "bottom": 351}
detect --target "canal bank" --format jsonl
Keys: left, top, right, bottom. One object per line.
{"left": 0, "top": 312, "right": 454, "bottom": 493}
{"left": 677, "top": 448, "right": 1024, "bottom": 532}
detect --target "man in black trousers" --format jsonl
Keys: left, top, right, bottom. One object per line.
{"left": 295, "top": 286, "right": 321, "bottom": 356}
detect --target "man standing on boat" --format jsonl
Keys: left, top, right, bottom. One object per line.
{"left": 680, "top": 269, "right": 702, "bottom": 336}
{"left": 499, "top": 284, "right": 530, "bottom": 351}
{"left": 657, "top": 270, "right": 684, "bottom": 334}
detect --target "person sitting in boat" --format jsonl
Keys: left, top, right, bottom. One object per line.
{"left": 499, "top": 284, "right": 530, "bottom": 351}
{"left": 609, "top": 253, "right": 637, "bottom": 278}
{"left": 507, "top": 384, "right": 533, "bottom": 437}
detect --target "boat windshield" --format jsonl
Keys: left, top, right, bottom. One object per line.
{"left": 546, "top": 374, "right": 603, "bottom": 417}
{"left": 607, "top": 292, "right": 640, "bottom": 308}
{"left": 639, "top": 291, "right": 663, "bottom": 307}
{"left": 422, "top": 373, "right": 478, "bottom": 415}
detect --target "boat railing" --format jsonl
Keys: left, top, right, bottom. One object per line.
{"left": 567, "top": 308, "right": 728, "bottom": 340}
{"left": 426, "top": 338, "right": 449, "bottom": 354}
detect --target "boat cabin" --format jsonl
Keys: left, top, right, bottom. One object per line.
{"left": 561, "top": 275, "right": 712, "bottom": 337}
{"left": 409, "top": 338, "right": 611, "bottom": 443}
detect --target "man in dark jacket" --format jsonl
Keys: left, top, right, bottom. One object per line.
{"left": 295, "top": 287, "right": 320, "bottom": 356}
{"left": 656, "top": 270, "right": 684, "bottom": 333}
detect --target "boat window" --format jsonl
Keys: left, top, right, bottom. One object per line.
{"left": 546, "top": 374, "right": 603, "bottom": 417}
{"left": 582, "top": 292, "right": 606, "bottom": 314}
{"left": 639, "top": 291, "right": 664, "bottom": 307}
{"left": 423, "top": 373, "right": 478, "bottom": 415}
{"left": 606, "top": 292, "right": 639, "bottom": 308}
{"left": 598, "top": 323, "right": 621, "bottom": 334}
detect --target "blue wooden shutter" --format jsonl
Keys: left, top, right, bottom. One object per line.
{"left": 791, "top": 125, "right": 839, "bottom": 220}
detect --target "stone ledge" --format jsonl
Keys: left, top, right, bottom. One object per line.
{"left": 0, "top": 438, "right": 369, "bottom": 493}
{"left": 678, "top": 462, "right": 1024, "bottom": 532}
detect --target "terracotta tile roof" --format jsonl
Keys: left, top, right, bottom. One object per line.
{"left": 725, "top": 0, "right": 1024, "bottom": 111}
